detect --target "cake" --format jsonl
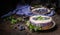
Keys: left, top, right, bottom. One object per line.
{"left": 31, "top": 7, "right": 50, "bottom": 15}
{"left": 28, "top": 15, "right": 53, "bottom": 30}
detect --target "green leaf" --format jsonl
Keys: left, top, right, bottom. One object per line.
{"left": 10, "top": 25, "right": 13, "bottom": 29}
{"left": 17, "top": 17, "right": 22, "bottom": 21}
{"left": 10, "top": 19, "right": 17, "bottom": 24}
{"left": 29, "top": 25, "right": 33, "bottom": 29}
{"left": 38, "top": 28, "right": 42, "bottom": 30}
{"left": 37, "top": 16, "right": 44, "bottom": 20}
{"left": 30, "top": 29, "right": 33, "bottom": 31}
{"left": 34, "top": 27, "right": 37, "bottom": 31}
{"left": 11, "top": 21, "right": 14, "bottom": 24}
{"left": 26, "top": 21, "right": 30, "bottom": 26}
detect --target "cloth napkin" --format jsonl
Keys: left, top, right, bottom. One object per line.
{"left": 1, "top": 4, "right": 55, "bottom": 18}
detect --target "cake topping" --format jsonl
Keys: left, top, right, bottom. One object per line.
{"left": 29, "top": 15, "right": 52, "bottom": 24}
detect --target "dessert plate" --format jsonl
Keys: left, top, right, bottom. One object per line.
{"left": 26, "top": 21, "right": 56, "bottom": 30}
{"left": 48, "top": 21, "right": 56, "bottom": 30}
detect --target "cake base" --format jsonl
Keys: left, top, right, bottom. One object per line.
{"left": 26, "top": 21, "right": 56, "bottom": 31}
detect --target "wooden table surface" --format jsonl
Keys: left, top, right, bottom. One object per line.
{"left": 0, "top": 14, "right": 60, "bottom": 35}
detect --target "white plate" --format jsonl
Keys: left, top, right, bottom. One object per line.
{"left": 26, "top": 21, "right": 56, "bottom": 30}
{"left": 48, "top": 21, "right": 56, "bottom": 30}
{"left": 41, "top": 21, "right": 56, "bottom": 30}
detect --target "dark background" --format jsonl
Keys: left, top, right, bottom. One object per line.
{"left": 0, "top": 0, "right": 59, "bottom": 17}
{"left": 0, "top": 0, "right": 18, "bottom": 17}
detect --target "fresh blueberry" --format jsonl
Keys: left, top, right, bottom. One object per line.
{"left": 19, "top": 26, "right": 25, "bottom": 31}
{"left": 33, "top": 18, "right": 37, "bottom": 20}
{"left": 15, "top": 27, "right": 17, "bottom": 29}
{"left": 18, "top": 25, "right": 20, "bottom": 27}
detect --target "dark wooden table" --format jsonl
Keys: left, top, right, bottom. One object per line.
{"left": 0, "top": 14, "right": 60, "bottom": 35}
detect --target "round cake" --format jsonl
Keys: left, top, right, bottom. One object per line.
{"left": 31, "top": 7, "right": 50, "bottom": 15}
{"left": 29, "top": 15, "right": 53, "bottom": 30}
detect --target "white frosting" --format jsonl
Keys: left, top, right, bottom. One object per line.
{"left": 32, "top": 7, "right": 50, "bottom": 13}
{"left": 29, "top": 15, "right": 52, "bottom": 24}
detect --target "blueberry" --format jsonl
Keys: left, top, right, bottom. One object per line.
{"left": 18, "top": 25, "right": 20, "bottom": 27}
{"left": 15, "top": 27, "right": 17, "bottom": 29}
{"left": 19, "top": 26, "right": 25, "bottom": 31}
{"left": 33, "top": 18, "right": 37, "bottom": 20}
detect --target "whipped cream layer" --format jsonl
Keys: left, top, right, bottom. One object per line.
{"left": 29, "top": 15, "right": 52, "bottom": 24}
